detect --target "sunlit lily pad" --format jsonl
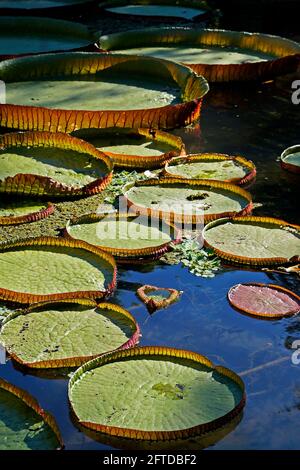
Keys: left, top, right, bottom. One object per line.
{"left": 124, "top": 178, "right": 252, "bottom": 224}
{"left": 69, "top": 346, "right": 245, "bottom": 440}
{"left": 203, "top": 216, "right": 300, "bottom": 266}
{"left": 0, "top": 299, "right": 140, "bottom": 368}
{"left": 0, "top": 52, "right": 209, "bottom": 132}
{"left": 137, "top": 284, "right": 181, "bottom": 313}
{"left": 280, "top": 145, "right": 300, "bottom": 175}
{"left": 99, "top": 27, "right": 300, "bottom": 82}
{"left": 0, "top": 131, "right": 113, "bottom": 197}
{"left": 228, "top": 283, "right": 300, "bottom": 319}
{"left": 0, "top": 237, "right": 117, "bottom": 304}
{"left": 165, "top": 154, "right": 256, "bottom": 185}
{"left": 73, "top": 128, "right": 185, "bottom": 169}
{"left": 0, "top": 17, "right": 95, "bottom": 60}
{"left": 0, "top": 199, "right": 54, "bottom": 225}
{"left": 65, "top": 213, "right": 181, "bottom": 259}
{"left": 0, "top": 378, "right": 62, "bottom": 450}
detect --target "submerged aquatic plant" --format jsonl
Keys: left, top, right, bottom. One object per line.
{"left": 161, "top": 237, "right": 222, "bottom": 278}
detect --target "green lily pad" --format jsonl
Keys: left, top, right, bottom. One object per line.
{"left": 103, "top": 4, "right": 207, "bottom": 20}
{"left": 0, "top": 378, "right": 62, "bottom": 450}
{"left": 73, "top": 128, "right": 184, "bottom": 169}
{"left": 99, "top": 28, "right": 300, "bottom": 82}
{"left": 0, "top": 199, "right": 54, "bottom": 225}
{"left": 0, "top": 131, "right": 112, "bottom": 197}
{"left": 165, "top": 154, "right": 255, "bottom": 184}
{"left": 280, "top": 145, "right": 300, "bottom": 174}
{"left": 66, "top": 213, "right": 179, "bottom": 259}
{"left": 124, "top": 178, "right": 252, "bottom": 223}
{"left": 0, "top": 237, "right": 116, "bottom": 303}
{"left": 0, "top": 0, "right": 91, "bottom": 9}
{"left": 0, "top": 300, "right": 140, "bottom": 368}
{"left": 0, "top": 17, "right": 94, "bottom": 57}
{"left": 203, "top": 217, "right": 300, "bottom": 265}
{"left": 69, "top": 347, "right": 245, "bottom": 439}
{"left": 0, "top": 53, "right": 209, "bottom": 132}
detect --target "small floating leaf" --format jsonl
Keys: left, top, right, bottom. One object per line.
{"left": 137, "top": 284, "right": 181, "bottom": 313}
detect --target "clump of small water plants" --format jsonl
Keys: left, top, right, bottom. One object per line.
{"left": 161, "top": 237, "right": 222, "bottom": 278}
{"left": 104, "top": 170, "right": 157, "bottom": 204}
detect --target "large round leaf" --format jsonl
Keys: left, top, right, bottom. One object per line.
{"left": 0, "top": 299, "right": 140, "bottom": 368}
{"left": 0, "top": 199, "right": 54, "bottom": 225}
{"left": 203, "top": 216, "right": 300, "bottom": 266}
{"left": 0, "top": 378, "right": 62, "bottom": 450}
{"left": 228, "top": 283, "right": 300, "bottom": 320}
{"left": 0, "top": 52, "right": 209, "bottom": 132}
{"left": 69, "top": 346, "right": 245, "bottom": 440}
{"left": 65, "top": 213, "right": 181, "bottom": 259}
{"left": 0, "top": 237, "right": 117, "bottom": 303}
{"left": 0, "top": 0, "right": 92, "bottom": 9}
{"left": 0, "top": 17, "right": 95, "bottom": 60}
{"left": 165, "top": 154, "right": 256, "bottom": 185}
{"left": 0, "top": 131, "right": 113, "bottom": 197}
{"left": 99, "top": 27, "right": 300, "bottom": 82}
{"left": 124, "top": 178, "right": 252, "bottom": 224}
{"left": 73, "top": 128, "right": 185, "bottom": 169}
{"left": 280, "top": 145, "right": 300, "bottom": 175}
{"left": 101, "top": 1, "right": 209, "bottom": 21}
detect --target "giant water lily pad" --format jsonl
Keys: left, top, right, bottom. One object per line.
{"left": 0, "top": 199, "right": 54, "bottom": 225}
{"left": 0, "top": 0, "right": 91, "bottom": 9}
{"left": 228, "top": 283, "right": 300, "bottom": 320}
{"left": 66, "top": 213, "right": 181, "bottom": 259}
{"left": 0, "top": 52, "right": 209, "bottom": 132}
{"left": 124, "top": 178, "right": 252, "bottom": 224}
{"left": 0, "top": 131, "right": 112, "bottom": 197}
{"left": 280, "top": 145, "right": 300, "bottom": 175}
{"left": 165, "top": 154, "right": 256, "bottom": 185}
{"left": 0, "top": 17, "right": 95, "bottom": 61}
{"left": 0, "top": 299, "right": 140, "bottom": 368}
{"left": 203, "top": 216, "right": 300, "bottom": 266}
{"left": 0, "top": 378, "right": 62, "bottom": 450}
{"left": 101, "top": 1, "right": 209, "bottom": 21}
{"left": 99, "top": 27, "right": 300, "bottom": 82}
{"left": 69, "top": 346, "right": 245, "bottom": 440}
{"left": 0, "top": 237, "right": 117, "bottom": 303}
{"left": 73, "top": 128, "right": 185, "bottom": 169}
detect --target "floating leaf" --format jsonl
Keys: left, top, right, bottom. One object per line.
{"left": 203, "top": 216, "right": 300, "bottom": 266}
{"left": 69, "top": 346, "right": 245, "bottom": 440}
{"left": 0, "top": 377, "right": 62, "bottom": 450}
{"left": 0, "top": 131, "right": 113, "bottom": 197}
{"left": 0, "top": 0, "right": 92, "bottom": 9}
{"left": 136, "top": 285, "right": 181, "bottom": 313}
{"left": 101, "top": 0, "right": 210, "bottom": 21}
{"left": 0, "top": 199, "right": 54, "bottom": 226}
{"left": 0, "top": 299, "right": 140, "bottom": 368}
{"left": 164, "top": 153, "right": 256, "bottom": 186}
{"left": 280, "top": 145, "right": 300, "bottom": 175}
{"left": 124, "top": 178, "right": 252, "bottom": 224}
{"left": 228, "top": 283, "right": 300, "bottom": 320}
{"left": 0, "top": 52, "right": 209, "bottom": 132}
{"left": 99, "top": 27, "right": 300, "bottom": 82}
{"left": 0, "top": 237, "right": 117, "bottom": 304}
{"left": 65, "top": 213, "right": 181, "bottom": 260}
{"left": 0, "top": 16, "right": 95, "bottom": 61}
{"left": 73, "top": 127, "right": 185, "bottom": 169}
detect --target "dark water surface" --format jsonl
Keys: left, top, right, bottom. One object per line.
{"left": 0, "top": 3, "right": 300, "bottom": 450}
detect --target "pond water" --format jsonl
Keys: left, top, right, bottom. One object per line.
{"left": 0, "top": 7, "right": 299, "bottom": 451}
